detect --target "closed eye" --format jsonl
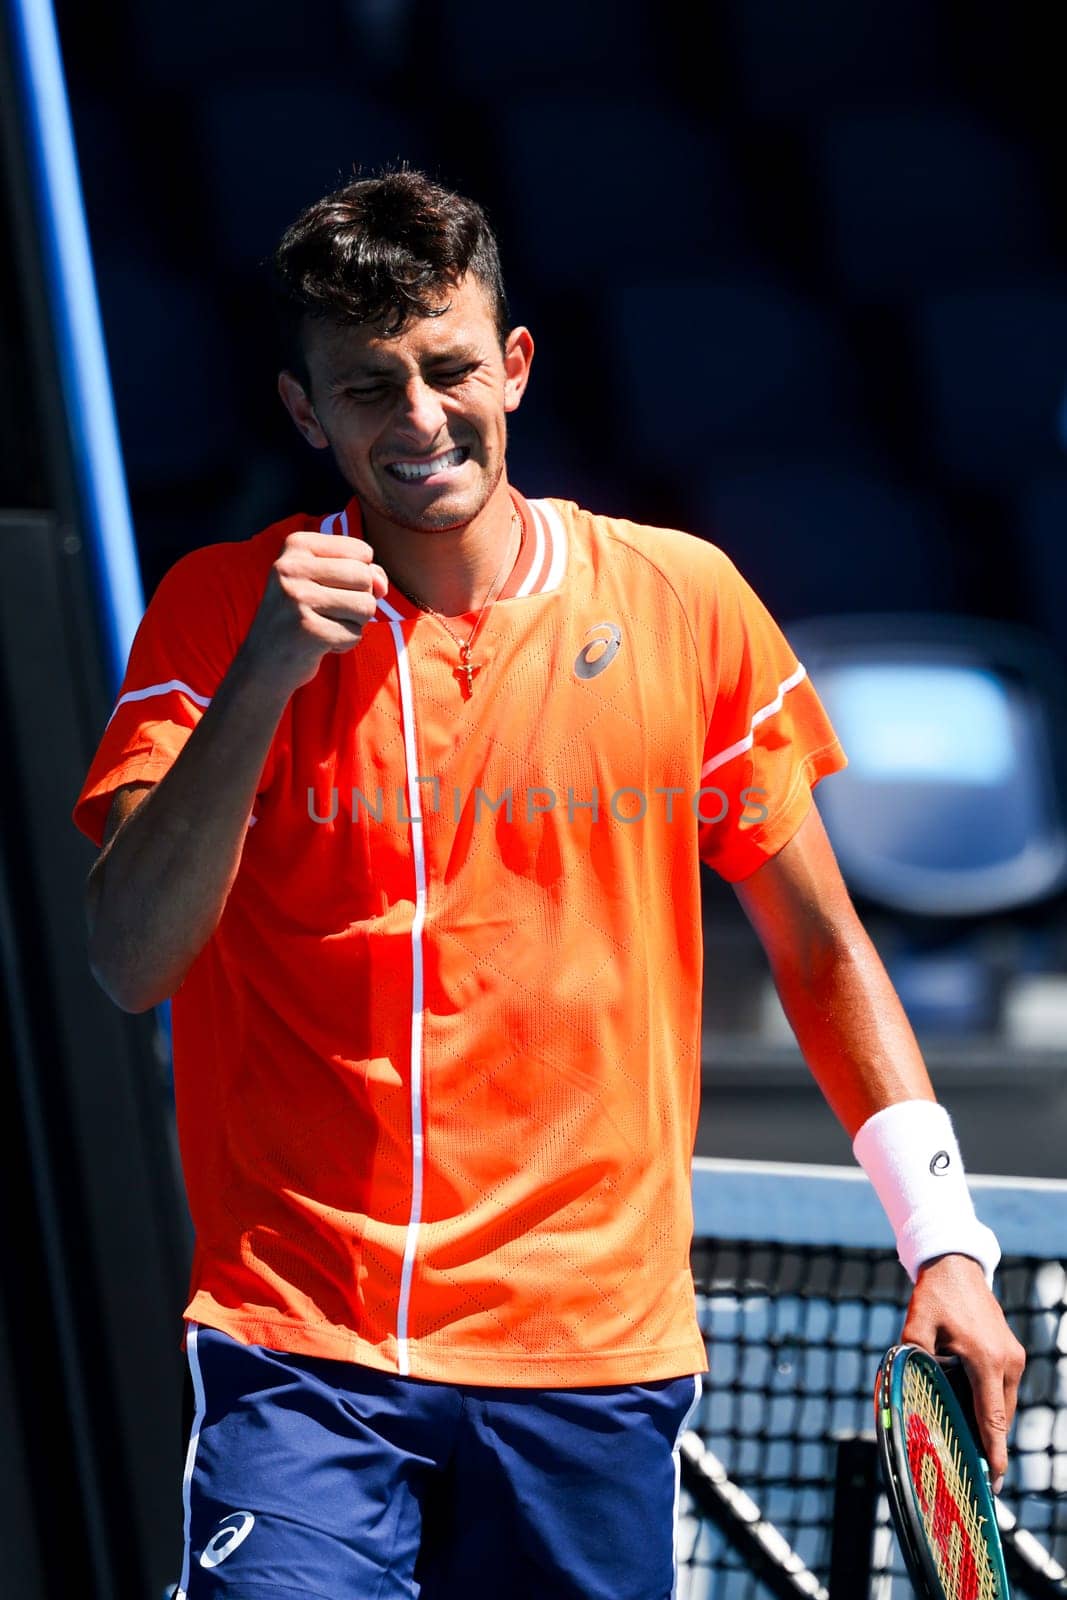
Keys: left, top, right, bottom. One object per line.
{"left": 343, "top": 363, "right": 477, "bottom": 399}
{"left": 431, "top": 363, "right": 479, "bottom": 386}
{"left": 344, "top": 385, "right": 387, "bottom": 403}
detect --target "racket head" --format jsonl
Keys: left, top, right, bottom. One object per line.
{"left": 875, "top": 1343, "right": 1011, "bottom": 1600}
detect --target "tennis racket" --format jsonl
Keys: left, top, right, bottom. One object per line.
{"left": 875, "top": 1343, "right": 1010, "bottom": 1600}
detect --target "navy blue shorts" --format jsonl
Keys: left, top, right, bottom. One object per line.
{"left": 176, "top": 1325, "right": 702, "bottom": 1600}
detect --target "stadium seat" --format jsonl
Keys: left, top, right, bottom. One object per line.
{"left": 70, "top": 95, "right": 153, "bottom": 254}
{"left": 817, "top": 108, "right": 1050, "bottom": 300}
{"left": 722, "top": 0, "right": 940, "bottom": 120}
{"left": 127, "top": 0, "right": 350, "bottom": 87}
{"left": 787, "top": 614, "right": 1067, "bottom": 917}
{"left": 423, "top": 0, "right": 657, "bottom": 95}
{"left": 95, "top": 254, "right": 242, "bottom": 488}
{"left": 193, "top": 79, "right": 428, "bottom": 274}
{"left": 1017, "top": 473, "right": 1067, "bottom": 663}
{"left": 916, "top": 285, "right": 1067, "bottom": 487}
{"left": 697, "top": 461, "right": 960, "bottom": 622}
{"left": 609, "top": 279, "right": 866, "bottom": 478}
{"left": 493, "top": 95, "right": 751, "bottom": 291}
{"left": 882, "top": 946, "right": 999, "bottom": 1036}
{"left": 506, "top": 421, "right": 623, "bottom": 514}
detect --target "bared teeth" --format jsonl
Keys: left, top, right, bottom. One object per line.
{"left": 389, "top": 447, "right": 466, "bottom": 481}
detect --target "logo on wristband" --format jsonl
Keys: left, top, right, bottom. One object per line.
{"left": 929, "top": 1150, "right": 951, "bottom": 1175}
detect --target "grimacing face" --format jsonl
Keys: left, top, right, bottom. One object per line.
{"left": 278, "top": 273, "right": 534, "bottom": 541}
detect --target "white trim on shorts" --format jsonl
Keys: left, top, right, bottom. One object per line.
{"left": 672, "top": 1374, "right": 703, "bottom": 1598}
{"left": 174, "top": 1323, "right": 207, "bottom": 1600}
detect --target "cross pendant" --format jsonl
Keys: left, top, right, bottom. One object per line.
{"left": 457, "top": 646, "right": 479, "bottom": 696}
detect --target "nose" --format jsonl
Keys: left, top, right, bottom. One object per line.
{"left": 396, "top": 376, "right": 448, "bottom": 444}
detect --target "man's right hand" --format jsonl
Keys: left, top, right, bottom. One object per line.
{"left": 86, "top": 531, "right": 391, "bottom": 1011}
{"left": 241, "top": 531, "right": 390, "bottom": 695}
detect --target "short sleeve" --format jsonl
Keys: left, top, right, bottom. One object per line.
{"left": 697, "top": 556, "right": 846, "bottom": 882}
{"left": 73, "top": 540, "right": 269, "bottom": 847}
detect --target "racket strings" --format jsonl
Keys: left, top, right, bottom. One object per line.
{"left": 902, "top": 1365, "right": 1001, "bottom": 1600}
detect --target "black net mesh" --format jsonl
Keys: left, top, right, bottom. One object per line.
{"left": 678, "top": 1239, "right": 1067, "bottom": 1600}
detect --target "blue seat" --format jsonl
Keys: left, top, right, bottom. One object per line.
{"left": 494, "top": 96, "right": 750, "bottom": 291}
{"left": 723, "top": 0, "right": 939, "bottom": 120}
{"left": 697, "top": 461, "right": 960, "bottom": 621}
{"left": 1017, "top": 473, "right": 1067, "bottom": 663}
{"left": 95, "top": 254, "right": 242, "bottom": 488}
{"left": 71, "top": 95, "right": 156, "bottom": 253}
{"left": 507, "top": 422, "right": 624, "bottom": 514}
{"left": 127, "top": 0, "right": 349, "bottom": 87}
{"left": 499, "top": 324, "right": 638, "bottom": 507}
{"left": 917, "top": 286, "right": 1067, "bottom": 487}
{"left": 818, "top": 108, "right": 1050, "bottom": 300}
{"left": 787, "top": 614, "right": 1067, "bottom": 916}
{"left": 609, "top": 279, "right": 866, "bottom": 477}
{"left": 881, "top": 948, "right": 999, "bottom": 1036}
{"left": 424, "top": 0, "right": 656, "bottom": 95}
{"left": 194, "top": 79, "right": 428, "bottom": 274}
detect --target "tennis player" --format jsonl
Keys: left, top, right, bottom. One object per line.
{"left": 75, "top": 169, "right": 1024, "bottom": 1599}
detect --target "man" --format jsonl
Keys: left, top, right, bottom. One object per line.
{"left": 76, "top": 169, "right": 1024, "bottom": 1599}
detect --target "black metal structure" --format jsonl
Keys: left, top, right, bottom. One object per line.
{"left": 0, "top": 7, "right": 192, "bottom": 1597}
{"left": 828, "top": 1437, "right": 879, "bottom": 1600}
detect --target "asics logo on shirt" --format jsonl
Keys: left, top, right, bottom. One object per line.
{"left": 575, "top": 623, "right": 622, "bottom": 680}
{"left": 200, "top": 1511, "right": 256, "bottom": 1569}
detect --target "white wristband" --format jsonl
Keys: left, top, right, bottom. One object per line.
{"left": 852, "top": 1100, "right": 1001, "bottom": 1286}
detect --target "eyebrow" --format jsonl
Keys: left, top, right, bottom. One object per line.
{"left": 329, "top": 345, "right": 483, "bottom": 386}
{"left": 330, "top": 364, "right": 394, "bottom": 384}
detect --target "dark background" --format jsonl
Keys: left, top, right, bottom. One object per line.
{"left": 50, "top": 0, "right": 1067, "bottom": 638}
{"left": 3, "top": 6, "right": 1067, "bottom": 1596}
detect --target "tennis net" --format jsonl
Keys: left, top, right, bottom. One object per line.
{"left": 680, "top": 1159, "right": 1067, "bottom": 1600}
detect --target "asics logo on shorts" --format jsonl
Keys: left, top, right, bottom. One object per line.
{"left": 575, "top": 623, "right": 622, "bottom": 680}
{"left": 200, "top": 1511, "right": 256, "bottom": 1569}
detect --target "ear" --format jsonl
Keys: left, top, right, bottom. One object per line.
{"left": 278, "top": 370, "right": 330, "bottom": 450}
{"left": 502, "top": 326, "right": 534, "bottom": 414}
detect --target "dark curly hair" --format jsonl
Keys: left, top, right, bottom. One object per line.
{"left": 273, "top": 168, "right": 509, "bottom": 386}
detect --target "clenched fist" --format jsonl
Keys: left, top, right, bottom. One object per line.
{"left": 241, "top": 530, "right": 390, "bottom": 696}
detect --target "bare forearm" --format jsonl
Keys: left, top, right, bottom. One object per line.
{"left": 769, "top": 927, "right": 935, "bottom": 1137}
{"left": 735, "top": 807, "right": 1025, "bottom": 1480}
{"left": 735, "top": 808, "right": 936, "bottom": 1136}
{"left": 85, "top": 528, "right": 387, "bottom": 1011}
{"left": 87, "top": 651, "right": 291, "bottom": 1010}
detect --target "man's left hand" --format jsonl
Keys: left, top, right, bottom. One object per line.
{"left": 900, "top": 1253, "right": 1026, "bottom": 1494}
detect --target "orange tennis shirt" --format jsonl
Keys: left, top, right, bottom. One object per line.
{"left": 75, "top": 492, "right": 846, "bottom": 1384}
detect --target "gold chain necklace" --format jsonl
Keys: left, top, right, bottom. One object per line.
{"left": 400, "top": 510, "right": 521, "bottom": 697}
